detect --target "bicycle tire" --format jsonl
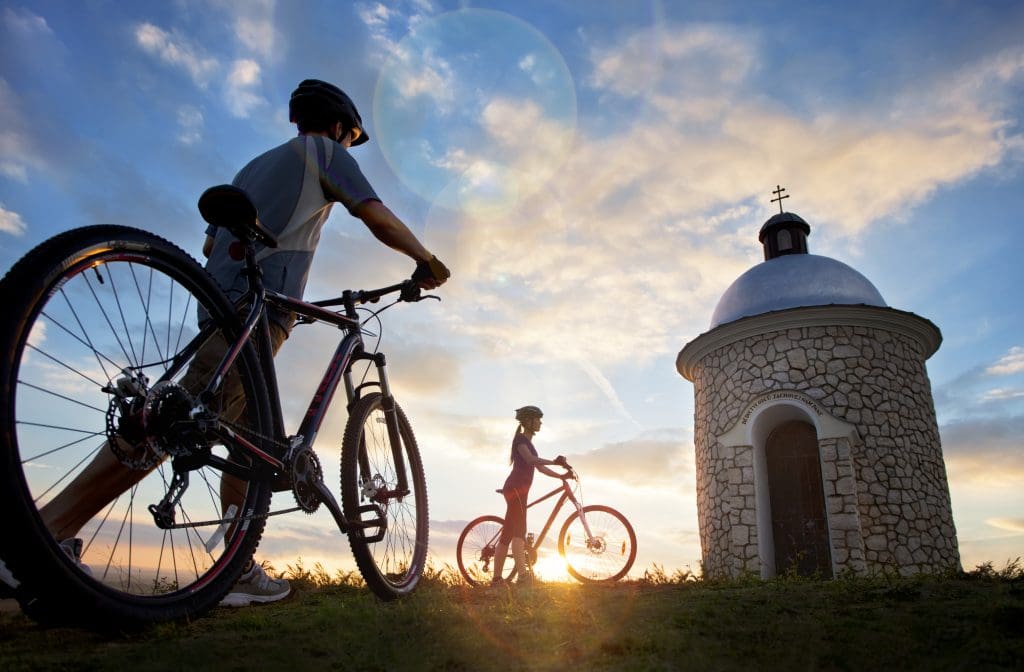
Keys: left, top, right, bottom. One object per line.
{"left": 0, "top": 225, "right": 274, "bottom": 627}
{"left": 340, "top": 392, "right": 428, "bottom": 599}
{"left": 558, "top": 505, "right": 637, "bottom": 583}
{"left": 456, "top": 515, "right": 519, "bottom": 586}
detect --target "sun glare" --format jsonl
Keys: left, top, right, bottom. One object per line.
{"left": 531, "top": 554, "right": 572, "bottom": 582}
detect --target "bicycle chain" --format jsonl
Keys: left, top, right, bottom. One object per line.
{"left": 159, "top": 504, "right": 304, "bottom": 530}
{"left": 105, "top": 376, "right": 328, "bottom": 530}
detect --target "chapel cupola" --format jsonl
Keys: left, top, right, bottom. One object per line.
{"left": 759, "top": 212, "right": 810, "bottom": 260}
{"left": 758, "top": 185, "right": 810, "bottom": 260}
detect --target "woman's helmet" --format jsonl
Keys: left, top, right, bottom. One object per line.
{"left": 288, "top": 79, "right": 369, "bottom": 146}
{"left": 514, "top": 405, "right": 544, "bottom": 422}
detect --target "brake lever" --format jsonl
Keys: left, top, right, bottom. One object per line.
{"left": 400, "top": 282, "right": 443, "bottom": 303}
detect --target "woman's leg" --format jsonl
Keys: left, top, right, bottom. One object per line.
{"left": 493, "top": 489, "right": 526, "bottom": 584}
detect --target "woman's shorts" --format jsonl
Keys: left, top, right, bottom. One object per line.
{"left": 500, "top": 488, "right": 528, "bottom": 544}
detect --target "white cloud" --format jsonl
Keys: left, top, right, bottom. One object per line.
{"left": 425, "top": 23, "right": 1024, "bottom": 383}
{"left": 986, "top": 518, "right": 1024, "bottom": 534}
{"left": 583, "top": 25, "right": 1024, "bottom": 237}
{"left": 589, "top": 23, "right": 758, "bottom": 100}
{"left": 566, "top": 429, "right": 694, "bottom": 490}
{"left": 0, "top": 202, "right": 27, "bottom": 235}
{"left": 941, "top": 416, "right": 1024, "bottom": 483}
{"left": 0, "top": 78, "right": 47, "bottom": 182}
{"left": 176, "top": 105, "right": 204, "bottom": 145}
{"left": 981, "top": 388, "right": 1024, "bottom": 402}
{"left": 356, "top": 2, "right": 456, "bottom": 112}
{"left": 358, "top": 2, "right": 394, "bottom": 28}
{"left": 986, "top": 346, "right": 1024, "bottom": 376}
{"left": 3, "top": 6, "right": 52, "bottom": 34}
{"left": 228, "top": 0, "right": 278, "bottom": 60}
{"left": 224, "top": 59, "right": 266, "bottom": 118}
{"left": 134, "top": 23, "right": 218, "bottom": 87}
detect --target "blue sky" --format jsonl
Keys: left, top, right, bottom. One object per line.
{"left": 1, "top": 0, "right": 1022, "bottom": 577}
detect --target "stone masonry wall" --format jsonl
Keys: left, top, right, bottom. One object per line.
{"left": 692, "top": 324, "right": 960, "bottom": 578}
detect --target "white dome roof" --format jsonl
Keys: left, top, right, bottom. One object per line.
{"left": 710, "top": 254, "right": 887, "bottom": 328}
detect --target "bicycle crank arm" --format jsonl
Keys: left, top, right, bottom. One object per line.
{"left": 312, "top": 480, "right": 350, "bottom": 533}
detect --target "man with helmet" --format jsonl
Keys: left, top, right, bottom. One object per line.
{"left": 490, "top": 405, "right": 569, "bottom": 587}
{"left": 26, "top": 79, "right": 450, "bottom": 609}
{"left": 204, "top": 78, "right": 450, "bottom": 604}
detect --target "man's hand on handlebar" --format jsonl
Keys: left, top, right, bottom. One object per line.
{"left": 411, "top": 255, "right": 450, "bottom": 290}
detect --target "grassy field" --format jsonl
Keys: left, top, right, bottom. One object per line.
{"left": 0, "top": 561, "right": 1021, "bottom": 671}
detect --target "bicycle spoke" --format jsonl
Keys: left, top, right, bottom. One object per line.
{"left": 84, "top": 269, "right": 136, "bottom": 368}
{"left": 30, "top": 441, "right": 105, "bottom": 504}
{"left": 24, "top": 342, "right": 110, "bottom": 391}
{"left": 17, "top": 380, "right": 108, "bottom": 414}
{"left": 50, "top": 297, "right": 122, "bottom": 381}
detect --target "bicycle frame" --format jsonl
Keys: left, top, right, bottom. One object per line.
{"left": 514, "top": 477, "right": 596, "bottom": 554}
{"left": 153, "top": 237, "right": 411, "bottom": 535}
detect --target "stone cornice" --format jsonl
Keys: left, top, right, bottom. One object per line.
{"left": 677, "top": 304, "right": 942, "bottom": 381}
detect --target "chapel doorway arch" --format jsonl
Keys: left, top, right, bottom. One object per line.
{"left": 765, "top": 420, "right": 833, "bottom": 577}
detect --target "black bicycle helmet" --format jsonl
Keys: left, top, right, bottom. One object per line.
{"left": 515, "top": 405, "right": 544, "bottom": 422}
{"left": 288, "top": 79, "right": 369, "bottom": 146}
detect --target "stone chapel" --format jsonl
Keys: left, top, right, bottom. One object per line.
{"left": 676, "top": 204, "right": 960, "bottom": 578}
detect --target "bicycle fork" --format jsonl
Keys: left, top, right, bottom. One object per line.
{"left": 568, "top": 492, "right": 597, "bottom": 543}
{"left": 372, "top": 353, "right": 410, "bottom": 498}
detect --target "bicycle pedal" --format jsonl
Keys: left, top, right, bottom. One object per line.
{"left": 351, "top": 504, "right": 387, "bottom": 543}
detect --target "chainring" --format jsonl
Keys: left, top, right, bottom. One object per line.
{"left": 291, "top": 447, "right": 323, "bottom": 514}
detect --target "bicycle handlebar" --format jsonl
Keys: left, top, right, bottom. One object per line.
{"left": 312, "top": 279, "right": 439, "bottom": 310}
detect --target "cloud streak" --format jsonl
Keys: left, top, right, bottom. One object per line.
{"left": 0, "top": 203, "right": 27, "bottom": 235}
{"left": 941, "top": 415, "right": 1024, "bottom": 483}
{"left": 986, "top": 346, "right": 1024, "bottom": 376}
{"left": 134, "top": 23, "right": 218, "bottom": 87}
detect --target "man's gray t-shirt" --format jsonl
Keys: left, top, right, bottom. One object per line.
{"left": 205, "top": 135, "right": 378, "bottom": 327}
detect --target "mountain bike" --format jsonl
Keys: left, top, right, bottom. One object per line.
{"left": 456, "top": 466, "right": 636, "bottom": 585}
{"left": 0, "top": 185, "right": 434, "bottom": 627}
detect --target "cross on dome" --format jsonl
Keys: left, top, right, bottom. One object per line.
{"left": 770, "top": 185, "right": 790, "bottom": 214}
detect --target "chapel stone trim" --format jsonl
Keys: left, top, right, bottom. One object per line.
{"left": 716, "top": 390, "right": 868, "bottom": 578}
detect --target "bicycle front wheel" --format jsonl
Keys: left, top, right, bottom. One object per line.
{"left": 0, "top": 225, "right": 274, "bottom": 627}
{"left": 340, "top": 392, "right": 428, "bottom": 599}
{"left": 558, "top": 505, "right": 637, "bottom": 582}
{"left": 456, "top": 515, "right": 518, "bottom": 586}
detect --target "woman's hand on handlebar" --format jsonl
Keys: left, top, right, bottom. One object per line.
{"left": 553, "top": 456, "right": 576, "bottom": 480}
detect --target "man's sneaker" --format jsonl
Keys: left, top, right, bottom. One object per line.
{"left": 219, "top": 563, "right": 290, "bottom": 607}
{"left": 58, "top": 538, "right": 93, "bottom": 577}
{"left": 0, "top": 557, "right": 19, "bottom": 595}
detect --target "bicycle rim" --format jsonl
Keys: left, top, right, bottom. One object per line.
{"left": 0, "top": 226, "right": 272, "bottom": 624}
{"left": 558, "top": 505, "right": 637, "bottom": 582}
{"left": 341, "top": 392, "right": 428, "bottom": 599}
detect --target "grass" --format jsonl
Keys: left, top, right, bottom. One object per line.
{"left": 1, "top": 559, "right": 1021, "bottom": 671}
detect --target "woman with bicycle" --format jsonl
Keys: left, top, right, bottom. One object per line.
{"left": 490, "top": 405, "right": 568, "bottom": 586}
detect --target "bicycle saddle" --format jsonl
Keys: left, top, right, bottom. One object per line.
{"left": 198, "top": 184, "right": 278, "bottom": 249}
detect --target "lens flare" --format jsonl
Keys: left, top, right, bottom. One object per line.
{"left": 373, "top": 8, "right": 578, "bottom": 217}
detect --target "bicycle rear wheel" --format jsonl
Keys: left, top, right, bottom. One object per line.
{"left": 0, "top": 225, "right": 274, "bottom": 627}
{"left": 340, "top": 392, "right": 428, "bottom": 599}
{"left": 456, "top": 515, "right": 518, "bottom": 586}
{"left": 558, "top": 505, "right": 637, "bottom": 582}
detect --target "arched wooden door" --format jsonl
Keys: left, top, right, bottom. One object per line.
{"left": 766, "top": 420, "right": 833, "bottom": 577}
